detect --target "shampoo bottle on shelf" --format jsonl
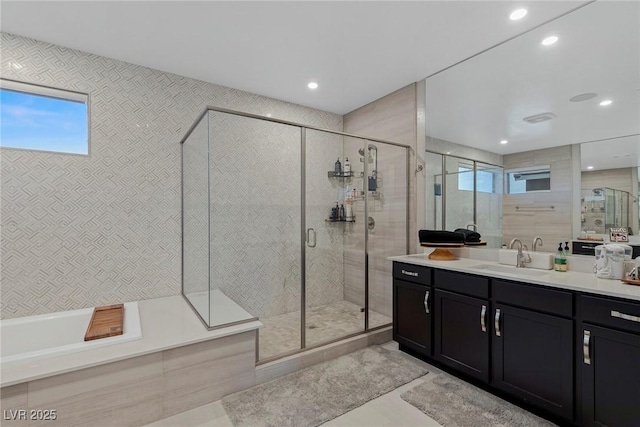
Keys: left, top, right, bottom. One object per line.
{"left": 345, "top": 198, "right": 353, "bottom": 221}
{"left": 334, "top": 158, "right": 342, "bottom": 175}
{"left": 564, "top": 242, "right": 570, "bottom": 256}
{"left": 554, "top": 243, "right": 567, "bottom": 272}
{"left": 339, "top": 204, "right": 345, "bottom": 221}
{"left": 344, "top": 157, "right": 351, "bottom": 174}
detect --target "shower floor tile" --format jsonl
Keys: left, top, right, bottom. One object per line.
{"left": 259, "top": 300, "right": 391, "bottom": 361}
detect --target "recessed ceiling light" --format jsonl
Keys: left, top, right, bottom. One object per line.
{"left": 541, "top": 36, "right": 559, "bottom": 46}
{"left": 599, "top": 99, "right": 613, "bottom": 106}
{"left": 307, "top": 82, "right": 318, "bottom": 89}
{"left": 569, "top": 93, "right": 598, "bottom": 102}
{"left": 446, "top": 152, "right": 451, "bottom": 154}
{"left": 500, "top": 140, "right": 508, "bottom": 144}
{"left": 509, "top": 9, "right": 528, "bottom": 20}
{"left": 587, "top": 166, "right": 594, "bottom": 170}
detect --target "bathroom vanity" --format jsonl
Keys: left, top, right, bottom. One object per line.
{"left": 391, "top": 255, "right": 640, "bottom": 426}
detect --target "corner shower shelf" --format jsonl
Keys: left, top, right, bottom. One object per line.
{"left": 325, "top": 218, "right": 356, "bottom": 223}
{"left": 327, "top": 171, "right": 354, "bottom": 178}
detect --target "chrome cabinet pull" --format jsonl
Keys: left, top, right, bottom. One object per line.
{"left": 611, "top": 310, "right": 640, "bottom": 323}
{"left": 306, "top": 228, "right": 316, "bottom": 248}
{"left": 583, "top": 330, "right": 591, "bottom": 365}
{"left": 424, "top": 290, "right": 430, "bottom": 314}
{"left": 495, "top": 309, "right": 501, "bottom": 337}
{"left": 401, "top": 269, "right": 418, "bottom": 277}
{"left": 481, "top": 305, "right": 487, "bottom": 332}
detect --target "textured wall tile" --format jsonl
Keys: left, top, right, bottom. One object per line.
{"left": 0, "top": 32, "right": 341, "bottom": 319}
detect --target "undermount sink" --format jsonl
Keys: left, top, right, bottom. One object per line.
{"left": 470, "top": 264, "right": 551, "bottom": 277}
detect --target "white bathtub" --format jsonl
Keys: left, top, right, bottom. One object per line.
{"left": 0, "top": 302, "right": 142, "bottom": 366}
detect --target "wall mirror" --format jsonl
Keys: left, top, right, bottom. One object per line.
{"left": 423, "top": 1, "right": 640, "bottom": 251}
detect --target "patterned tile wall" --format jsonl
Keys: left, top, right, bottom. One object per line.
{"left": 182, "top": 115, "right": 210, "bottom": 304}
{"left": 0, "top": 32, "right": 342, "bottom": 319}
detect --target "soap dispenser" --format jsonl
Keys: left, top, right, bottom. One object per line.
{"left": 334, "top": 158, "right": 342, "bottom": 175}
{"left": 554, "top": 243, "right": 567, "bottom": 272}
{"left": 344, "top": 157, "right": 351, "bottom": 174}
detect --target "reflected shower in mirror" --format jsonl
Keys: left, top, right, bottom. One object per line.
{"left": 423, "top": 1, "right": 640, "bottom": 250}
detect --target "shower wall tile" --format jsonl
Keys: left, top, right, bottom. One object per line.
{"left": 182, "top": 116, "right": 210, "bottom": 299}
{"left": 0, "top": 32, "right": 342, "bottom": 319}
{"left": 343, "top": 85, "right": 415, "bottom": 319}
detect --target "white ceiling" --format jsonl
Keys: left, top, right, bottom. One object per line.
{"left": 581, "top": 135, "right": 640, "bottom": 172}
{"left": 1, "top": 1, "right": 587, "bottom": 115}
{"left": 425, "top": 0, "right": 640, "bottom": 169}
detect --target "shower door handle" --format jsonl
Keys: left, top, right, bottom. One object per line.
{"left": 306, "top": 228, "right": 316, "bottom": 248}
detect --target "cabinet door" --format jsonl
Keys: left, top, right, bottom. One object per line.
{"left": 393, "top": 279, "right": 432, "bottom": 355}
{"left": 582, "top": 324, "right": 640, "bottom": 427}
{"left": 493, "top": 304, "right": 574, "bottom": 420}
{"left": 434, "top": 289, "right": 489, "bottom": 381}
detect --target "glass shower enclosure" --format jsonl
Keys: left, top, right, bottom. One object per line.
{"left": 424, "top": 151, "right": 504, "bottom": 248}
{"left": 181, "top": 107, "right": 409, "bottom": 362}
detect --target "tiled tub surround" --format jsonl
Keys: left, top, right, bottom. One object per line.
{"left": 0, "top": 32, "right": 342, "bottom": 319}
{"left": 0, "top": 296, "right": 261, "bottom": 427}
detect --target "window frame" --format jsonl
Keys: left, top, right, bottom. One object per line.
{"left": 504, "top": 165, "right": 551, "bottom": 194}
{"left": 0, "top": 78, "right": 91, "bottom": 156}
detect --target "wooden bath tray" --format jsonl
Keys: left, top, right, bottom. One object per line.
{"left": 621, "top": 278, "right": 640, "bottom": 287}
{"left": 84, "top": 304, "right": 124, "bottom": 341}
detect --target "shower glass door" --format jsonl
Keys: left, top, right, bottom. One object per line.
{"left": 366, "top": 141, "right": 408, "bottom": 329}
{"left": 303, "top": 130, "right": 366, "bottom": 349}
{"left": 475, "top": 162, "right": 503, "bottom": 248}
{"left": 444, "top": 155, "right": 475, "bottom": 230}
{"left": 207, "top": 111, "right": 302, "bottom": 361}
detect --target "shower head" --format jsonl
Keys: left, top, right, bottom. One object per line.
{"left": 358, "top": 148, "right": 366, "bottom": 156}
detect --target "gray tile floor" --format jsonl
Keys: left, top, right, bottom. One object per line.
{"left": 258, "top": 300, "right": 391, "bottom": 360}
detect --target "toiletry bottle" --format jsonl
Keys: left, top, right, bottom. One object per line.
{"left": 345, "top": 198, "right": 353, "bottom": 221}
{"left": 334, "top": 158, "right": 342, "bottom": 175}
{"left": 330, "top": 205, "right": 336, "bottom": 221}
{"left": 564, "top": 242, "right": 570, "bottom": 256}
{"left": 554, "top": 243, "right": 567, "bottom": 272}
{"left": 334, "top": 202, "right": 340, "bottom": 220}
{"left": 353, "top": 188, "right": 358, "bottom": 200}
{"left": 344, "top": 157, "right": 351, "bottom": 174}
{"left": 339, "top": 204, "right": 345, "bottom": 221}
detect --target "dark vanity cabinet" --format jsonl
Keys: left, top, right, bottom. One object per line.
{"left": 580, "top": 296, "right": 640, "bottom": 427}
{"left": 393, "top": 261, "right": 640, "bottom": 426}
{"left": 433, "top": 271, "right": 490, "bottom": 382}
{"left": 393, "top": 263, "right": 432, "bottom": 356}
{"left": 492, "top": 280, "right": 574, "bottom": 420}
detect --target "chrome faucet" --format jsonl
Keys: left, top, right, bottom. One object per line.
{"left": 532, "top": 236, "right": 543, "bottom": 252}
{"left": 467, "top": 223, "right": 477, "bottom": 231}
{"left": 509, "top": 238, "right": 532, "bottom": 268}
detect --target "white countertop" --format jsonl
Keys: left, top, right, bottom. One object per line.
{"left": 1, "top": 295, "right": 262, "bottom": 387}
{"left": 390, "top": 254, "right": 640, "bottom": 302}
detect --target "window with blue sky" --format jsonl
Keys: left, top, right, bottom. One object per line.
{"left": 0, "top": 80, "right": 88, "bottom": 155}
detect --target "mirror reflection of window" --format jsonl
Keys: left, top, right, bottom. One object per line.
{"left": 505, "top": 167, "right": 551, "bottom": 194}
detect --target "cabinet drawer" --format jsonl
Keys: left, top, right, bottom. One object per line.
{"left": 493, "top": 279, "right": 573, "bottom": 317}
{"left": 393, "top": 262, "right": 432, "bottom": 286}
{"left": 581, "top": 295, "right": 640, "bottom": 334}
{"left": 434, "top": 270, "right": 488, "bottom": 299}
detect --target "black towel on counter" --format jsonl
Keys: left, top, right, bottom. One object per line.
{"left": 419, "top": 230, "right": 465, "bottom": 244}
{"left": 453, "top": 228, "right": 482, "bottom": 243}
